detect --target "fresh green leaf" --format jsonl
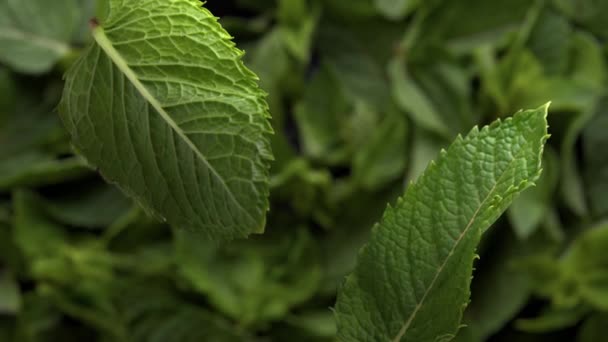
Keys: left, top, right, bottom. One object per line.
{"left": 335, "top": 106, "right": 548, "bottom": 342}
{"left": 59, "top": 0, "right": 273, "bottom": 239}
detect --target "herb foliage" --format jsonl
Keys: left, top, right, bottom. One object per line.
{"left": 0, "top": 0, "right": 607, "bottom": 341}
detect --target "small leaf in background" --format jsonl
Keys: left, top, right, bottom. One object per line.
{"left": 13, "top": 190, "right": 68, "bottom": 262}
{"left": 459, "top": 230, "right": 535, "bottom": 340}
{"left": 353, "top": 107, "right": 408, "bottom": 190}
{"left": 418, "top": 0, "right": 532, "bottom": 53}
{"left": 0, "top": 0, "right": 79, "bottom": 74}
{"left": 508, "top": 147, "right": 559, "bottom": 239}
{"left": 60, "top": 0, "right": 273, "bottom": 239}
{"left": 0, "top": 68, "right": 14, "bottom": 120}
{"left": 295, "top": 65, "right": 348, "bottom": 163}
{"left": 335, "top": 106, "right": 548, "bottom": 341}
{"left": 0, "top": 271, "right": 20, "bottom": 314}
{"left": 583, "top": 97, "right": 608, "bottom": 218}
{"left": 39, "top": 180, "right": 132, "bottom": 229}
{"left": 374, "top": 0, "right": 419, "bottom": 21}
{"left": 389, "top": 58, "right": 451, "bottom": 138}
{"left": 175, "top": 226, "right": 321, "bottom": 326}
{"left": 519, "top": 222, "right": 608, "bottom": 329}
{"left": 577, "top": 313, "right": 608, "bottom": 342}
{"left": 516, "top": 305, "right": 589, "bottom": 333}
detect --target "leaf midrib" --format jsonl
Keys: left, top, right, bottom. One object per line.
{"left": 391, "top": 137, "right": 532, "bottom": 342}
{"left": 91, "top": 26, "right": 256, "bottom": 226}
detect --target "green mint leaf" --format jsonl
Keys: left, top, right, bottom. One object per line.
{"left": 0, "top": 0, "right": 79, "bottom": 74}
{"left": 335, "top": 105, "right": 549, "bottom": 342}
{"left": 59, "top": 0, "right": 273, "bottom": 239}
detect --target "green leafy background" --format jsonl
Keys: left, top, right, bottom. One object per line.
{"left": 1, "top": 0, "right": 607, "bottom": 341}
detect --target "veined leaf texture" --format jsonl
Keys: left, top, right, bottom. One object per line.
{"left": 59, "top": 0, "right": 273, "bottom": 239}
{"left": 335, "top": 105, "right": 549, "bottom": 342}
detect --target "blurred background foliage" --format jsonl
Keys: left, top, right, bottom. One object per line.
{"left": 1, "top": 0, "right": 608, "bottom": 341}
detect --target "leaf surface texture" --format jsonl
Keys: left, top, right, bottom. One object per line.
{"left": 60, "top": 0, "right": 273, "bottom": 239}
{"left": 335, "top": 106, "right": 549, "bottom": 342}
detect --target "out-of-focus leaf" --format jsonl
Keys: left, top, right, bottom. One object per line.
{"left": 0, "top": 271, "right": 20, "bottom": 314}
{"left": 270, "top": 158, "right": 331, "bottom": 225}
{"left": 277, "top": 0, "right": 317, "bottom": 63}
{"left": 374, "top": 0, "right": 418, "bottom": 21}
{"left": 559, "top": 32, "right": 607, "bottom": 216}
{"left": 0, "top": 97, "right": 65, "bottom": 159}
{"left": 389, "top": 58, "right": 451, "bottom": 138}
{"left": 244, "top": 29, "right": 295, "bottom": 168}
{"left": 516, "top": 305, "right": 589, "bottom": 333}
{"left": 410, "top": 59, "right": 477, "bottom": 135}
{"left": 0, "top": 153, "right": 89, "bottom": 190}
{"left": 115, "top": 280, "right": 240, "bottom": 341}
{"left": 40, "top": 181, "right": 132, "bottom": 229}
{"left": 0, "top": 0, "right": 79, "bottom": 74}
{"left": 577, "top": 313, "right": 608, "bottom": 342}
{"left": 522, "top": 223, "right": 608, "bottom": 314}
{"left": 318, "top": 25, "right": 392, "bottom": 110}
{"left": 14, "top": 293, "right": 70, "bottom": 342}
{"left": 285, "top": 310, "right": 337, "bottom": 339}
{"left": 295, "top": 65, "right": 348, "bottom": 163}
{"left": 0, "top": 68, "right": 14, "bottom": 118}
{"left": 419, "top": 0, "right": 533, "bottom": 53}
{"left": 175, "top": 227, "right": 321, "bottom": 325}
{"left": 406, "top": 128, "right": 445, "bottom": 182}
{"left": 321, "top": 0, "right": 378, "bottom": 20}
{"left": 554, "top": 0, "right": 608, "bottom": 38}
{"left": 563, "top": 223, "right": 608, "bottom": 310}
{"left": 353, "top": 107, "right": 408, "bottom": 190}
{"left": 527, "top": 8, "right": 572, "bottom": 75}
{"left": 116, "top": 281, "right": 246, "bottom": 342}
{"left": 38, "top": 284, "right": 124, "bottom": 340}
{"left": 583, "top": 98, "right": 608, "bottom": 218}
{"left": 461, "top": 231, "right": 533, "bottom": 340}
{"left": 508, "top": 147, "right": 559, "bottom": 239}
{"left": 13, "top": 190, "right": 67, "bottom": 262}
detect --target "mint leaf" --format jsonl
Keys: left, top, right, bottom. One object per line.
{"left": 0, "top": 0, "right": 79, "bottom": 74}
{"left": 335, "top": 105, "right": 548, "bottom": 342}
{"left": 59, "top": 0, "right": 273, "bottom": 239}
